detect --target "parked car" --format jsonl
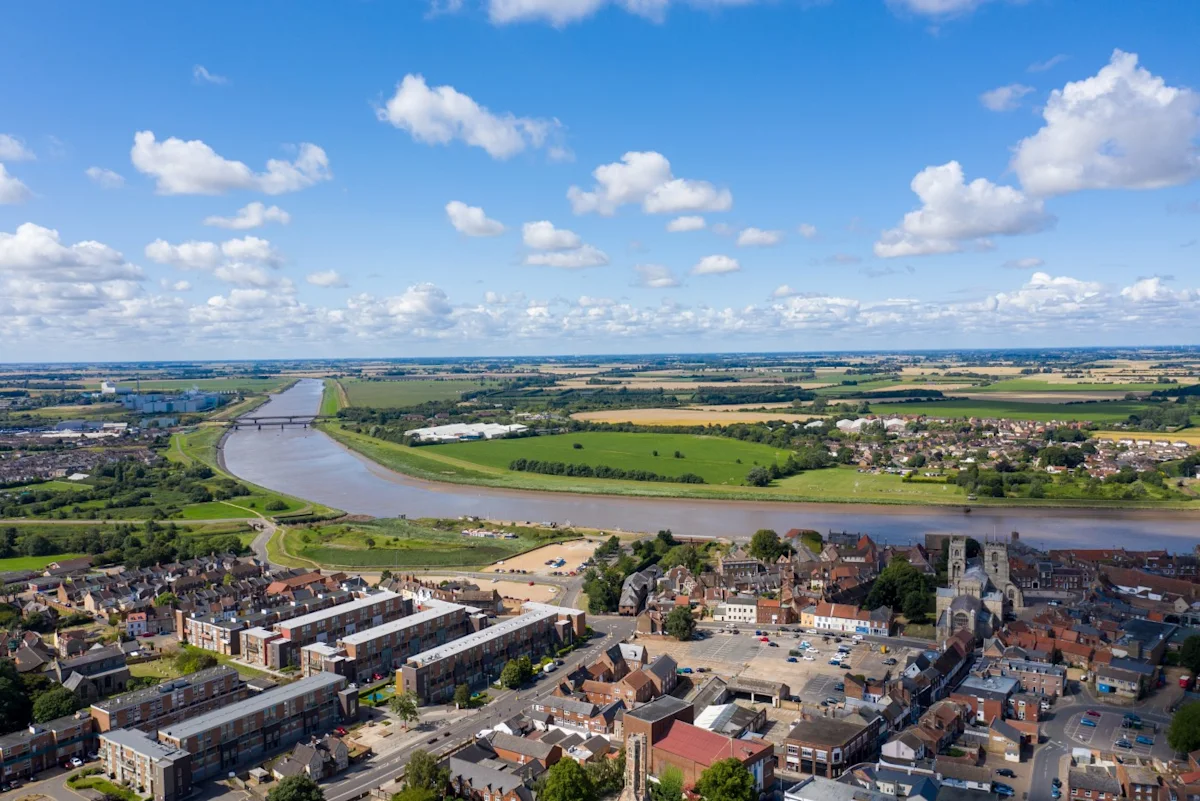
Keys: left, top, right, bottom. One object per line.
{"left": 1052, "top": 778, "right": 1062, "bottom": 788}
{"left": 828, "top": 658, "right": 841, "bottom": 665}
{"left": 760, "top": 636, "right": 770, "bottom": 643}
{"left": 833, "top": 682, "right": 845, "bottom": 691}
{"left": 1136, "top": 736, "right": 1154, "bottom": 746}
{"left": 803, "top": 655, "right": 814, "bottom": 661}
{"left": 679, "top": 667, "right": 693, "bottom": 674}
{"left": 334, "top": 726, "right": 348, "bottom": 736}
{"left": 1051, "top": 789, "right": 1061, "bottom": 799}
{"left": 882, "top": 657, "right": 898, "bottom": 665}
{"left": 1080, "top": 718, "right": 1098, "bottom": 728}
{"left": 825, "top": 696, "right": 840, "bottom": 704}
{"left": 851, "top": 634, "right": 864, "bottom": 641}
{"left": 1124, "top": 713, "right": 1141, "bottom": 722}
{"left": 1114, "top": 739, "right": 1133, "bottom": 749}
{"left": 140, "top": 632, "right": 154, "bottom": 638}
{"left": 993, "top": 784, "right": 1015, "bottom": 797}
{"left": 995, "top": 769, "right": 1015, "bottom": 778}
{"left": 1086, "top": 709, "right": 1102, "bottom": 717}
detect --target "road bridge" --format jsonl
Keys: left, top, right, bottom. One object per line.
{"left": 230, "top": 414, "right": 336, "bottom": 430}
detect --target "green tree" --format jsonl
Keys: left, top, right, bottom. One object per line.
{"left": 586, "top": 749, "right": 625, "bottom": 796}
{"left": 405, "top": 749, "right": 449, "bottom": 794}
{"left": 748, "top": 529, "right": 787, "bottom": 562}
{"left": 392, "top": 788, "right": 437, "bottom": 801}
{"left": 32, "top": 685, "right": 81, "bottom": 722}
{"left": 500, "top": 660, "right": 523, "bottom": 689}
{"left": 902, "top": 589, "right": 927, "bottom": 623}
{"left": 389, "top": 691, "right": 420, "bottom": 730}
{"left": 453, "top": 684, "right": 472, "bottom": 709}
{"left": 268, "top": 775, "right": 325, "bottom": 801}
{"left": 540, "top": 755, "right": 596, "bottom": 801}
{"left": 0, "top": 659, "right": 33, "bottom": 729}
{"left": 518, "top": 655, "right": 534, "bottom": 682}
{"left": 661, "top": 544, "right": 702, "bottom": 574}
{"left": 651, "top": 765, "right": 683, "bottom": 801}
{"left": 665, "top": 606, "right": 695, "bottom": 641}
{"left": 745, "top": 467, "right": 770, "bottom": 487}
{"left": 1181, "top": 636, "right": 1200, "bottom": 675}
{"left": 695, "top": 758, "right": 755, "bottom": 801}
{"left": 1169, "top": 703, "right": 1200, "bottom": 754}
{"left": 153, "top": 592, "right": 178, "bottom": 607}
{"left": 174, "top": 647, "right": 217, "bottom": 673}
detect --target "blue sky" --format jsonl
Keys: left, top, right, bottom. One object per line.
{"left": 1, "top": 0, "right": 1198, "bottom": 360}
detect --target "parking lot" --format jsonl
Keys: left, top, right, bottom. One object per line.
{"left": 1063, "top": 709, "right": 1158, "bottom": 756}
{"left": 638, "top": 629, "right": 920, "bottom": 703}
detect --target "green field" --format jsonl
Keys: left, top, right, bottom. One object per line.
{"left": 341, "top": 377, "right": 494, "bottom": 407}
{"left": 319, "top": 379, "right": 346, "bottom": 416}
{"left": 0, "top": 552, "right": 86, "bottom": 572}
{"left": 280, "top": 518, "right": 567, "bottom": 568}
{"left": 322, "top": 423, "right": 1199, "bottom": 509}
{"left": 971, "top": 379, "right": 1176, "bottom": 393}
{"left": 431, "top": 431, "right": 793, "bottom": 485}
{"left": 869, "top": 399, "right": 1155, "bottom": 423}
{"left": 87, "top": 377, "right": 293, "bottom": 393}
{"left": 1, "top": 403, "right": 129, "bottom": 421}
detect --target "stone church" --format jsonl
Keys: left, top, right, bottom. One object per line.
{"left": 935, "top": 535, "right": 1024, "bottom": 642}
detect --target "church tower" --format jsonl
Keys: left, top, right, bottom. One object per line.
{"left": 984, "top": 540, "right": 1010, "bottom": 590}
{"left": 948, "top": 536, "right": 967, "bottom": 587}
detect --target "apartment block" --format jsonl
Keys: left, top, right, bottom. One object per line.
{"left": 90, "top": 666, "right": 245, "bottom": 733}
{"left": 157, "top": 672, "right": 349, "bottom": 781}
{"left": 98, "top": 728, "right": 192, "bottom": 801}
{"left": 310, "top": 599, "right": 474, "bottom": 681}
{"left": 784, "top": 715, "right": 880, "bottom": 778}
{"left": 179, "top": 590, "right": 353, "bottom": 656}
{"left": 266, "top": 591, "right": 408, "bottom": 664}
{"left": 0, "top": 712, "right": 96, "bottom": 781}
{"left": 399, "top": 602, "right": 585, "bottom": 704}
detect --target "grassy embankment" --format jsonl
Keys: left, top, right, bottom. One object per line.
{"left": 320, "top": 378, "right": 348, "bottom": 416}
{"left": 278, "top": 518, "right": 576, "bottom": 569}
{"left": 167, "top": 426, "right": 339, "bottom": 520}
{"left": 320, "top": 424, "right": 1197, "bottom": 508}
{"left": 339, "top": 377, "right": 493, "bottom": 407}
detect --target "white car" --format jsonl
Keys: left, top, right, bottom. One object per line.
{"left": 851, "top": 634, "right": 864, "bottom": 641}
{"left": 70, "top": 757, "right": 84, "bottom": 768}
{"left": 802, "top": 655, "right": 815, "bottom": 661}
{"left": 476, "top": 729, "right": 493, "bottom": 739}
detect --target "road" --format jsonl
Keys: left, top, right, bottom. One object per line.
{"left": 322, "top": 614, "right": 637, "bottom": 801}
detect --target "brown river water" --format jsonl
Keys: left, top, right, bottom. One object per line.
{"left": 222, "top": 380, "right": 1200, "bottom": 551}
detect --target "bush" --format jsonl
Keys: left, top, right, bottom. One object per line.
{"left": 264, "top": 499, "right": 288, "bottom": 512}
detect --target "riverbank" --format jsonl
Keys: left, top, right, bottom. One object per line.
{"left": 318, "top": 422, "right": 1200, "bottom": 512}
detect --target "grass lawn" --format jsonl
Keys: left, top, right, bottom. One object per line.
{"left": 0, "top": 552, "right": 85, "bottom": 572}
{"left": 281, "top": 518, "right": 567, "bottom": 568}
{"left": 772, "top": 469, "right": 965, "bottom": 503}
{"left": 811, "top": 378, "right": 903, "bottom": 397}
{"left": 341, "top": 377, "right": 495, "bottom": 407}
{"left": 430, "top": 431, "right": 794, "bottom": 486}
{"left": 869, "top": 399, "right": 1154, "bottom": 423}
{"left": 2, "top": 403, "right": 129, "bottom": 421}
{"left": 320, "top": 378, "right": 347, "bottom": 416}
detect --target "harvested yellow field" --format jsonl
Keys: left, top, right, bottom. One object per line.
{"left": 572, "top": 408, "right": 823, "bottom": 426}
{"left": 868, "top": 382, "right": 976, "bottom": 392}
{"left": 484, "top": 539, "right": 599, "bottom": 576}
{"left": 1091, "top": 430, "right": 1200, "bottom": 445}
{"left": 686, "top": 402, "right": 805, "bottom": 411}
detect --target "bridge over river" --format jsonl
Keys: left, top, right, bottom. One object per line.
{"left": 230, "top": 414, "right": 336, "bottom": 430}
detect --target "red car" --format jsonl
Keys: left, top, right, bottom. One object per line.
{"left": 140, "top": 632, "right": 154, "bottom": 638}
{"left": 528, "top": 581, "right": 535, "bottom": 585}
{"left": 760, "top": 636, "right": 770, "bottom": 643}
{"left": 1086, "top": 709, "right": 1102, "bottom": 717}
{"left": 334, "top": 726, "right": 348, "bottom": 736}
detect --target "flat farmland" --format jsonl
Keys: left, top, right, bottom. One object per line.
{"left": 430, "top": 431, "right": 794, "bottom": 485}
{"left": 971, "top": 378, "right": 1185, "bottom": 393}
{"left": 341, "top": 377, "right": 493, "bottom": 407}
{"left": 867, "top": 399, "right": 1154, "bottom": 423}
{"left": 86, "top": 377, "right": 293, "bottom": 392}
{"left": 571, "top": 408, "right": 822, "bottom": 426}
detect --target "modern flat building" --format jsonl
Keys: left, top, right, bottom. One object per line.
{"left": 0, "top": 711, "right": 96, "bottom": 781}
{"left": 98, "top": 728, "right": 192, "bottom": 801}
{"left": 267, "top": 591, "right": 408, "bottom": 664}
{"left": 784, "top": 714, "right": 881, "bottom": 778}
{"left": 313, "top": 599, "right": 474, "bottom": 681}
{"left": 90, "top": 666, "right": 245, "bottom": 733}
{"left": 157, "top": 672, "right": 349, "bottom": 781}
{"left": 179, "top": 590, "right": 354, "bottom": 656}
{"left": 399, "top": 602, "right": 584, "bottom": 704}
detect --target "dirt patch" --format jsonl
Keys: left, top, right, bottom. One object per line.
{"left": 484, "top": 539, "right": 599, "bottom": 576}
{"left": 462, "top": 575, "right": 563, "bottom": 607}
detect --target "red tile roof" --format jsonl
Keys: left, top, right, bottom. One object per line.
{"left": 653, "top": 721, "right": 772, "bottom": 768}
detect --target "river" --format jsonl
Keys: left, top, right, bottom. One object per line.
{"left": 222, "top": 379, "right": 1200, "bottom": 551}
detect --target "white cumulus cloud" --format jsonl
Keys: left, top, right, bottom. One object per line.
{"left": 1012, "top": 49, "right": 1200, "bottom": 196}
{"left": 85, "top": 167, "right": 125, "bottom": 189}
{"left": 145, "top": 236, "right": 282, "bottom": 281}
{"left": 691, "top": 254, "right": 740, "bottom": 275}
{"left": 486, "top": 0, "right": 769, "bottom": 26}
{"left": 0, "top": 135, "right": 34, "bottom": 161}
{"left": 204, "top": 202, "right": 291, "bottom": 230}
{"left": 446, "top": 201, "right": 506, "bottom": 237}
{"left": 980, "top": 83, "right": 1034, "bottom": 112}
{"left": 525, "top": 244, "right": 609, "bottom": 269}
{"left": 522, "top": 221, "right": 582, "bottom": 250}
{"left": 377, "top": 74, "right": 561, "bottom": 160}
{"left": 131, "top": 131, "right": 331, "bottom": 195}
{"left": 192, "top": 65, "right": 228, "bottom": 85}
{"left": 0, "top": 164, "right": 31, "bottom": 204}
{"left": 666, "top": 215, "right": 706, "bottom": 232}
{"left": 874, "top": 161, "right": 1053, "bottom": 258}
{"left": 634, "top": 264, "right": 681, "bottom": 288}
{"left": 797, "top": 223, "right": 818, "bottom": 239}
{"left": 306, "top": 270, "right": 348, "bottom": 288}
{"left": 568, "top": 151, "right": 732, "bottom": 216}
{"left": 772, "top": 284, "right": 799, "bottom": 298}
{"left": 737, "top": 227, "right": 783, "bottom": 247}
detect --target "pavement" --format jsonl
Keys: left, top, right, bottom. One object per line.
{"left": 320, "top": 614, "right": 637, "bottom": 801}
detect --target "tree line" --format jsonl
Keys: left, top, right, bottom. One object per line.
{"left": 507, "top": 459, "right": 705, "bottom": 484}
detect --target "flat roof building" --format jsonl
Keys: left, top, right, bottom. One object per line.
{"left": 330, "top": 599, "right": 472, "bottom": 683}
{"left": 98, "top": 728, "right": 192, "bottom": 801}
{"left": 158, "top": 672, "right": 348, "bottom": 781}
{"left": 91, "top": 666, "right": 244, "bottom": 733}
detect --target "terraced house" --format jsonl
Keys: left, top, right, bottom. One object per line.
{"left": 157, "top": 673, "right": 349, "bottom": 781}
{"left": 399, "top": 602, "right": 585, "bottom": 704}
{"left": 90, "top": 666, "right": 246, "bottom": 732}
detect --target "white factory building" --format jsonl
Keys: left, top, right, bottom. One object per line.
{"left": 408, "top": 422, "right": 528, "bottom": 443}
